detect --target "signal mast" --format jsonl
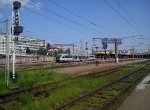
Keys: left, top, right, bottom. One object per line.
{"left": 11, "top": 1, "right": 23, "bottom": 81}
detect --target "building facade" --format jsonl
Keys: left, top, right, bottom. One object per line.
{"left": 0, "top": 33, "right": 45, "bottom": 56}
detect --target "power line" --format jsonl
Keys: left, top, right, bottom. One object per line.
{"left": 104, "top": 0, "right": 141, "bottom": 34}
{"left": 24, "top": 25, "right": 84, "bottom": 41}
{"left": 23, "top": 30, "right": 84, "bottom": 49}
{"left": 0, "top": 20, "right": 7, "bottom": 23}
{"left": 47, "top": 0, "right": 96, "bottom": 26}
{"left": 23, "top": 6, "right": 95, "bottom": 37}
{"left": 21, "top": 23, "right": 85, "bottom": 44}
{"left": 24, "top": 29, "right": 81, "bottom": 43}
{"left": 20, "top": 0, "right": 109, "bottom": 37}
{"left": 47, "top": 0, "right": 120, "bottom": 36}
{"left": 115, "top": 0, "right": 145, "bottom": 34}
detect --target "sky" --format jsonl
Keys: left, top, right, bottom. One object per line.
{"left": 0, "top": 0, "right": 150, "bottom": 52}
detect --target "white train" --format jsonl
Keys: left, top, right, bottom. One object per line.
{"left": 56, "top": 54, "right": 95, "bottom": 62}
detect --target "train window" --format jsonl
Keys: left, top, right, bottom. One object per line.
{"left": 90, "top": 56, "right": 94, "bottom": 58}
{"left": 57, "top": 55, "right": 62, "bottom": 58}
{"left": 64, "top": 56, "right": 68, "bottom": 58}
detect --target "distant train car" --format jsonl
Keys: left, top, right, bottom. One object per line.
{"left": 72, "top": 54, "right": 95, "bottom": 61}
{"left": 56, "top": 54, "right": 95, "bottom": 62}
{"left": 56, "top": 54, "right": 73, "bottom": 62}
{"left": 86, "top": 55, "right": 95, "bottom": 61}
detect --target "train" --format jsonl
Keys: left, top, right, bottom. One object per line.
{"left": 56, "top": 54, "right": 95, "bottom": 62}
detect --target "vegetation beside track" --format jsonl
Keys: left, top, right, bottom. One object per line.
{"left": 3, "top": 62, "right": 147, "bottom": 110}
{"left": 0, "top": 69, "right": 70, "bottom": 93}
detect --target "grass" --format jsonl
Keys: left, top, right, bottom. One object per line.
{"left": 0, "top": 69, "right": 10, "bottom": 93}
{"left": 1, "top": 62, "right": 148, "bottom": 109}
{"left": 17, "top": 70, "right": 70, "bottom": 87}
{"left": 0, "top": 69, "right": 70, "bottom": 93}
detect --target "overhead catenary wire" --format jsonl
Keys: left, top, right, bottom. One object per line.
{"left": 9, "top": 0, "right": 93, "bottom": 37}
{"left": 24, "top": 26, "right": 84, "bottom": 42}
{"left": 24, "top": 29, "right": 82, "bottom": 43}
{"left": 0, "top": 20, "right": 7, "bottom": 23}
{"left": 21, "top": 24, "right": 85, "bottom": 45}
{"left": 104, "top": 0, "right": 141, "bottom": 34}
{"left": 115, "top": 0, "right": 145, "bottom": 34}
{"left": 47, "top": 0, "right": 120, "bottom": 37}
{"left": 19, "top": 8, "right": 99, "bottom": 48}
{"left": 20, "top": 0, "right": 112, "bottom": 37}
{"left": 6, "top": 0, "right": 148, "bottom": 51}
{"left": 23, "top": 6, "right": 96, "bottom": 37}
{"left": 47, "top": 0, "right": 97, "bottom": 26}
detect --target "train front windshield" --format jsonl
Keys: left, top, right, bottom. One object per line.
{"left": 56, "top": 55, "right": 62, "bottom": 58}
{"left": 56, "top": 55, "right": 62, "bottom": 61}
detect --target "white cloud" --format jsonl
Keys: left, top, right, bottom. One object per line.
{"left": 0, "top": 0, "right": 42, "bottom": 9}
{"left": 0, "top": 0, "right": 30, "bottom": 6}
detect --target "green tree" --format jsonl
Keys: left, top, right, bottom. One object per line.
{"left": 64, "top": 48, "right": 70, "bottom": 54}
{"left": 57, "top": 48, "right": 64, "bottom": 54}
{"left": 26, "top": 47, "right": 30, "bottom": 54}
{"left": 37, "top": 48, "right": 46, "bottom": 55}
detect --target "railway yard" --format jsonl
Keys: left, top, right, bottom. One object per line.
{"left": 0, "top": 59, "right": 150, "bottom": 110}
{"left": 0, "top": 0, "right": 149, "bottom": 110}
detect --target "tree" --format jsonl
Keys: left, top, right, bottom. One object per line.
{"left": 46, "top": 43, "right": 50, "bottom": 50}
{"left": 64, "top": 48, "right": 71, "bottom": 54}
{"left": 57, "top": 48, "right": 64, "bottom": 54}
{"left": 37, "top": 47, "right": 46, "bottom": 55}
{"left": 26, "top": 47, "right": 30, "bottom": 54}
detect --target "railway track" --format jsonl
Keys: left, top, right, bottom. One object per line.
{"left": 0, "top": 61, "right": 148, "bottom": 110}
{"left": 0, "top": 58, "right": 139, "bottom": 71}
{"left": 0, "top": 66, "right": 122, "bottom": 106}
{"left": 54, "top": 64, "right": 149, "bottom": 110}
{"left": 15, "top": 62, "right": 88, "bottom": 72}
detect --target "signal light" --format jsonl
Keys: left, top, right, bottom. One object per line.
{"left": 13, "top": 1, "right": 21, "bottom": 10}
{"left": 12, "top": 1, "right": 23, "bottom": 35}
{"left": 14, "top": 26, "right": 23, "bottom": 35}
{"left": 14, "top": 11, "right": 19, "bottom": 25}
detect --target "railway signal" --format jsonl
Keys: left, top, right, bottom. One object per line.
{"left": 9, "top": 1, "right": 24, "bottom": 84}
{"left": 13, "top": 1, "right": 23, "bottom": 36}
{"left": 93, "top": 37, "right": 122, "bottom": 63}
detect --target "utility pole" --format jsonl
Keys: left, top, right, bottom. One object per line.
{"left": 104, "top": 49, "right": 107, "bottom": 60}
{"left": 85, "top": 42, "right": 88, "bottom": 59}
{"left": 11, "top": 2, "right": 15, "bottom": 80}
{"left": 132, "top": 48, "right": 135, "bottom": 61}
{"left": 114, "top": 39, "right": 119, "bottom": 63}
{"left": 102, "top": 38, "right": 107, "bottom": 60}
{"left": 5, "top": 18, "right": 10, "bottom": 86}
{"left": 142, "top": 49, "right": 143, "bottom": 60}
{"left": 43, "top": 40, "right": 45, "bottom": 62}
{"left": 95, "top": 46, "right": 99, "bottom": 66}
{"left": 73, "top": 44, "right": 75, "bottom": 54}
{"left": 80, "top": 40, "right": 83, "bottom": 54}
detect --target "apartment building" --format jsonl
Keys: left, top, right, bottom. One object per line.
{"left": 0, "top": 33, "right": 45, "bottom": 56}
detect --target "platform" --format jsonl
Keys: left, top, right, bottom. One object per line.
{"left": 117, "top": 73, "right": 150, "bottom": 110}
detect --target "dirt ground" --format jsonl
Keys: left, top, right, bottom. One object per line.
{"left": 51, "top": 60, "right": 146, "bottom": 75}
